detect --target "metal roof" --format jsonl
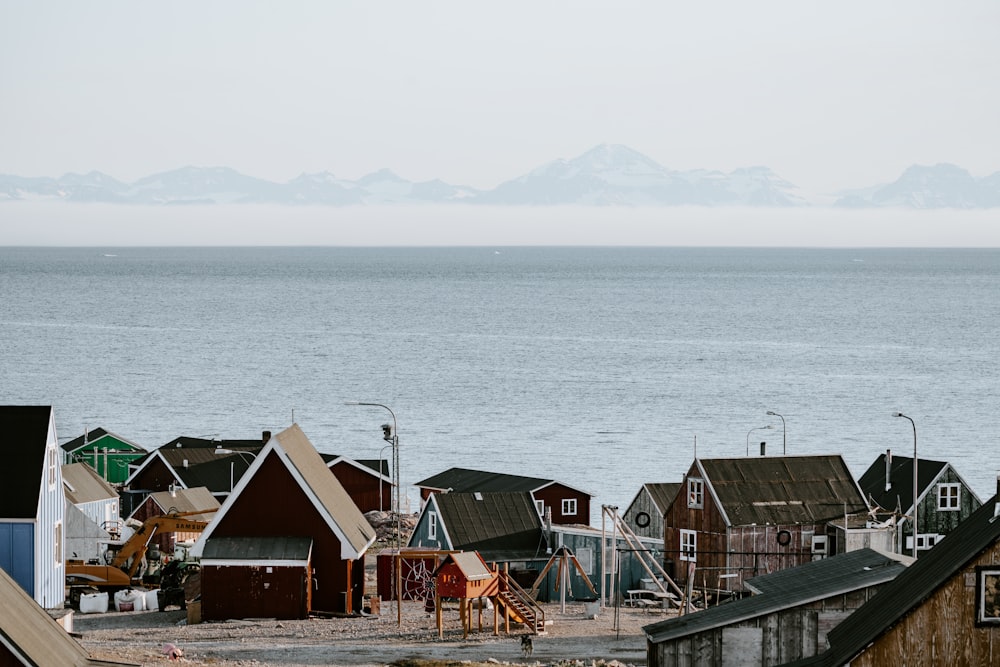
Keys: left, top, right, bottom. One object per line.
{"left": 644, "top": 483, "right": 682, "bottom": 513}
{"left": 434, "top": 551, "right": 494, "bottom": 581}
{"left": 698, "top": 455, "right": 868, "bottom": 525}
{"left": 417, "top": 467, "right": 553, "bottom": 493}
{"left": 144, "top": 486, "right": 220, "bottom": 521}
{"left": 432, "top": 491, "right": 546, "bottom": 561}
{"left": 0, "top": 566, "right": 136, "bottom": 666}
{"left": 202, "top": 536, "right": 313, "bottom": 561}
{"left": 644, "top": 548, "right": 909, "bottom": 644}
{"left": 61, "top": 427, "right": 146, "bottom": 454}
{"left": 793, "top": 493, "right": 1000, "bottom": 666}
{"left": 0, "top": 405, "right": 52, "bottom": 519}
{"left": 62, "top": 463, "right": 118, "bottom": 505}
{"left": 858, "top": 453, "right": 948, "bottom": 514}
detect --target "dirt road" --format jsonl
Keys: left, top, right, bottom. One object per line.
{"left": 75, "top": 600, "right": 668, "bottom": 666}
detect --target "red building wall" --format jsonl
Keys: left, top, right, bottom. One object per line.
{"left": 207, "top": 451, "right": 364, "bottom": 614}
{"left": 330, "top": 461, "right": 392, "bottom": 513}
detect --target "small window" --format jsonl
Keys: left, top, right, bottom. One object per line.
{"left": 535, "top": 499, "right": 545, "bottom": 517}
{"left": 428, "top": 512, "right": 437, "bottom": 540}
{"left": 54, "top": 522, "right": 62, "bottom": 565}
{"left": 680, "top": 529, "right": 697, "bottom": 561}
{"left": 562, "top": 498, "right": 577, "bottom": 516}
{"left": 907, "top": 533, "right": 942, "bottom": 551}
{"left": 575, "top": 547, "right": 594, "bottom": 575}
{"left": 811, "top": 535, "right": 828, "bottom": 555}
{"left": 687, "top": 478, "right": 704, "bottom": 509}
{"left": 48, "top": 446, "right": 58, "bottom": 488}
{"left": 937, "top": 483, "right": 961, "bottom": 511}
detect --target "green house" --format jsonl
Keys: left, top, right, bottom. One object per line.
{"left": 61, "top": 428, "right": 147, "bottom": 484}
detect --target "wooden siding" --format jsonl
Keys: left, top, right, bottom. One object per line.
{"left": 128, "top": 457, "right": 179, "bottom": 494}
{"left": 68, "top": 439, "right": 145, "bottom": 484}
{"left": 849, "top": 541, "right": 1000, "bottom": 667}
{"left": 208, "top": 451, "right": 363, "bottom": 614}
{"left": 202, "top": 563, "right": 310, "bottom": 620}
{"left": 648, "top": 586, "right": 889, "bottom": 667}
{"left": 330, "top": 461, "right": 392, "bottom": 513}
{"left": 624, "top": 488, "right": 664, "bottom": 540}
{"left": 534, "top": 484, "right": 591, "bottom": 525}
{"left": 36, "top": 414, "right": 65, "bottom": 609}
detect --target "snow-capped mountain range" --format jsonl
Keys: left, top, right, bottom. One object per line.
{"left": 1, "top": 145, "right": 997, "bottom": 208}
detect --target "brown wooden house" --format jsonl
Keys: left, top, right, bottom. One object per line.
{"left": 623, "top": 482, "right": 681, "bottom": 540}
{"left": 321, "top": 454, "right": 393, "bottom": 513}
{"left": 190, "top": 424, "right": 375, "bottom": 619}
{"left": 415, "top": 467, "right": 593, "bottom": 525}
{"left": 663, "top": 455, "right": 869, "bottom": 592}
{"left": 796, "top": 485, "right": 1000, "bottom": 666}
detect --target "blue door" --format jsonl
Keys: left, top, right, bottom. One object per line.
{"left": 0, "top": 523, "right": 35, "bottom": 597}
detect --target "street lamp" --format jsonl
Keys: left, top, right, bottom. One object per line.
{"left": 346, "top": 402, "right": 400, "bottom": 546}
{"left": 377, "top": 443, "right": 393, "bottom": 512}
{"left": 766, "top": 411, "right": 786, "bottom": 455}
{"left": 214, "top": 448, "right": 258, "bottom": 492}
{"left": 893, "top": 412, "right": 918, "bottom": 559}
{"left": 746, "top": 425, "right": 774, "bottom": 456}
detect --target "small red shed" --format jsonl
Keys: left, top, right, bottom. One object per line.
{"left": 434, "top": 551, "right": 496, "bottom": 599}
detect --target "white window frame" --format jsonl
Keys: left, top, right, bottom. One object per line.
{"left": 561, "top": 498, "right": 577, "bottom": 516}
{"left": 535, "top": 499, "right": 545, "bottom": 517}
{"left": 687, "top": 478, "right": 704, "bottom": 509}
{"left": 428, "top": 512, "right": 437, "bottom": 540}
{"left": 54, "top": 522, "right": 62, "bottom": 565}
{"left": 680, "top": 529, "right": 697, "bottom": 562}
{"left": 907, "top": 533, "right": 942, "bottom": 551}
{"left": 937, "top": 483, "right": 961, "bottom": 511}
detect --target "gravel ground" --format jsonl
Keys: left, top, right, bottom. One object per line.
{"left": 74, "top": 599, "right": 671, "bottom": 666}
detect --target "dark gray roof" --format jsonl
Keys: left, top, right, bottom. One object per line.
{"left": 202, "top": 536, "right": 313, "bottom": 561}
{"left": 433, "top": 491, "right": 546, "bottom": 561}
{"left": 417, "top": 467, "right": 553, "bottom": 493}
{"left": 321, "top": 453, "right": 389, "bottom": 477}
{"left": 61, "top": 427, "right": 146, "bottom": 453}
{"left": 699, "top": 455, "right": 868, "bottom": 525}
{"left": 644, "top": 548, "right": 908, "bottom": 644}
{"left": 645, "top": 483, "right": 682, "bottom": 513}
{"left": 858, "top": 453, "right": 949, "bottom": 513}
{"left": 792, "top": 494, "right": 1000, "bottom": 666}
{"left": 1, "top": 405, "right": 52, "bottom": 519}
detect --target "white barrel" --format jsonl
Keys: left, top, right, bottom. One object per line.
{"left": 114, "top": 589, "right": 146, "bottom": 612}
{"left": 79, "top": 592, "right": 109, "bottom": 614}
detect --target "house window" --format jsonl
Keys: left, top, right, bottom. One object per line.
{"left": 562, "top": 498, "right": 577, "bottom": 516}
{"left": 535, "top": 499, "right": 545, "bottom": 517}
{"left": 907, "top": 533, "right": 942, "bottom": 551}
{"left": 576, "top": 547, "right": 594, "bottom": 575}
{"left": 680, "top": 529, "right": 697, "bottom": 561}
{"left": 48, "top": 446, "right": 58, "bottom": 488}
{"left": 428, "top": 512, "right": 437, "bottom": 540}
{"left": 937, "top": 483, "right": 961, "bottom": 511}
{"left": 687, "top": 478, "right": 704, "bottom": 509}
{"left": 976, "top": 567, "right": 1000, "bottom": 626}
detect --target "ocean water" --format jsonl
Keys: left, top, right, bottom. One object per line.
{"left": 2, "top": 246, "right": 998, "bottom": 517}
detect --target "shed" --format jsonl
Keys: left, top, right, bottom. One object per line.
{"left": 320, "top": 454, "right": 394, "bottom": 513}
{"left": 623, "top": 482, "right": 681, "bottom": 540}
{"left": 434, "top": 551, "right": 496, "bottom": 599}
{"left": 200, "top": 536, "right": 313, "bottom": 621}
{"left": 0, "top": 405, "right": 65, "bottom": 609}
{"left": 191, "top": 424, "right": 375, "bottom": 616}
{"left": 63, "top": 463, "right": 120, "bottom": 537}
{"left": 644, "top": 548, "right": 910, "bottom": 667}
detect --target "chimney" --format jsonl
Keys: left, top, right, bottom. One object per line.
{"left": 760, "top": 441, "right": 766, "bottom": 456}
{"left": 885, "top": 449, "right": 892, "bottom": 491}
{"left": 262, "top": 430, "right": 271, "bottom": 444}
{"left": 183, "top": 459, "right": 188, "bottom": 468}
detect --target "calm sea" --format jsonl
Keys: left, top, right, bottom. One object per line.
{"left": 2, "top": 246, "right": 998, "bottom": 517}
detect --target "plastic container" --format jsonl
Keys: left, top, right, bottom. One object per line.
{"left": 114, "top": 589, "right": 146, "bottom": 612}
{"left": 79, "top": 592, "right": 109, "bottom": 614}
{"left": 145, "top": 589, "right": 159, "bottom": 611}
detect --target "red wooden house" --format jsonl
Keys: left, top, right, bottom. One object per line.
{"left": 191, "top": 424, "right": 375, "bottom": 619}
{"left": 321, "top": 454, "right": 393, "bottom": 513}
{"left": 663, "top": 455, "right": 869, "bottom": 592}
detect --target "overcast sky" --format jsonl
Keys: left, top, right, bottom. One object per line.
{"left": 2, "top": 1, "right": 998, "bottom": 198}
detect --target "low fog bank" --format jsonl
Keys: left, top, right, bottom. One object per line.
{"left": 2, "top": 203, "right": 998, "bottom": 247}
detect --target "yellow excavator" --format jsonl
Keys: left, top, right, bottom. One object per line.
{"left": 66, "top": 509, "right": 217, "bottom": 595}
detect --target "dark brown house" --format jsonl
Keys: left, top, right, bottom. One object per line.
{"left": 663, "top": 455, "right": 869, "bottom": 592}
{"left": 191, "top": 424, "right": 375, "bottom": 619}
{"left": 127, "top": 486, "right": 219, "bottom": 556}
{"left": 623, "top": 482, "right": 681, "bottom": 540}
{"left": 321, "top": 454, "right": 393, "bottom": 513}
{"left": 415, "top": 467, "right": 593, "bottom": 525}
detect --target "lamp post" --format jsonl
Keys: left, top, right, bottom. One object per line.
{"left": 746, "top": 425, "right": 774, "bottom": 456}
{"left": 214, "top": 448, "right": 258, "bottom": 492}
{"left": 346, "top": 402, "right": 400, "bottom": 546}
{"left": 893, "top": 412, "right": 918, "bottom": 559}
{"left": 766, "top": 411, "right": 786, "bottom": 455}
{"left": 377, "top": 443, "right": 393, "bottom": 512}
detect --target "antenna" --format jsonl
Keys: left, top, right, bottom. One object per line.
{"left": 693, "top": 434, "right": 697, "bottom": 458}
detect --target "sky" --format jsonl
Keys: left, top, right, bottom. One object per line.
{"left": 1, "top": 1, "right": 998, "bottom": 199}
